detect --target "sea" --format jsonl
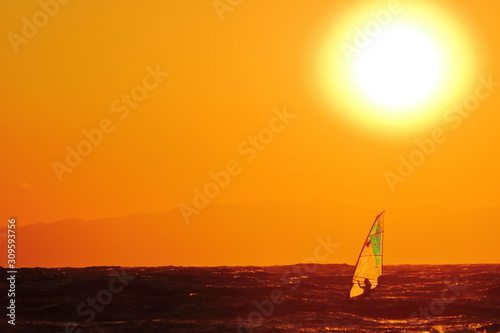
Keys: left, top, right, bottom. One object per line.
{"left": 1, "top": 264, "right": 499, "bottom": 332}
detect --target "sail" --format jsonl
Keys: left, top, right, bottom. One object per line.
{"left": 349, "top": 211, "right": 385, "bottom": 298}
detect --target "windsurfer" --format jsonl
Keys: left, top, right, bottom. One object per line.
{"left": 357, "top": 278, "right": 372, "bottom": 297}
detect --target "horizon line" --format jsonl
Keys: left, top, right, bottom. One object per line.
{"left": 3, "top": 262, "right": 499, "bottom": 269}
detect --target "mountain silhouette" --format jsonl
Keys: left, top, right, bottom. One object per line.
{"left": 1, "top": 202, "right": 498, "bottom": 267}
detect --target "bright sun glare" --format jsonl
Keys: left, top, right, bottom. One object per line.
{"left": 352, "top": 22, "right": 445, "bottom": 111}
{"left": 316, "top": 1, "right": 476, "bottom": 135}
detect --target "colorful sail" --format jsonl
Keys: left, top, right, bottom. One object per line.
{"left": 349, "top": 211, "right": 385, "bottom": 298}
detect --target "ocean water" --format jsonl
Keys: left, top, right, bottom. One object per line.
{"left": 1, "top": 264, "right": 499, "bottom": 332}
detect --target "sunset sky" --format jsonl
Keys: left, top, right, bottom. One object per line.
{"left": 1, "top": 0, "right": 499, "bottom": 266}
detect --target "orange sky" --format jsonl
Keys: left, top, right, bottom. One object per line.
{"left": 1, "top": 1, "right": 499, "bottom": 266}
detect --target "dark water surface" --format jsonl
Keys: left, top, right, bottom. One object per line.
{"left": 1, "top": 264, "right": 499, "bottom": 332}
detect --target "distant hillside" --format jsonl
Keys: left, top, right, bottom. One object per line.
{"left": 1, "top": 202, "right": 499, "bottom": 267}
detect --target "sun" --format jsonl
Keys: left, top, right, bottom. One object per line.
{"left": 315, "top": 0, "right": 477, "bottom": 136}
{"left": 351, "top": 22, "right": 445, "bottom": 112}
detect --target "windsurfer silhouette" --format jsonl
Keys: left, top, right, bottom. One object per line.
{"left": 357, "top": 278, "right": 372, "bottom": 297}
